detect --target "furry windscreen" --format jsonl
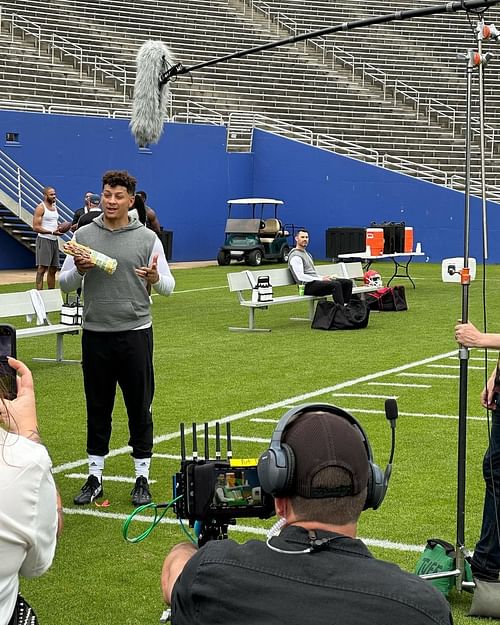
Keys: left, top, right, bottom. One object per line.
{"left": 130, "top": 41, "right": 175, "bottom": 147}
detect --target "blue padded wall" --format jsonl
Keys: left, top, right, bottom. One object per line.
{"left": 251, "top": 130, "right": 496, "bottom": 263}
{"left": 0, "top": 110, "right": 497, "bottom": 268}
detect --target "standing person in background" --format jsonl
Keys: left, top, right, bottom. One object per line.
{"left": 0, "top": 357, "right": 62, "bottom": 625}
{"left": 33, "top": 186, "right": 62, "bottom": 290}
{"left": 288, "top": 229, "right": 353, "bottom": 306}
{"left": 137, "top": 190, "right": 161, "bottom": 235}
{"left": 71, "top": 191, "right": 94, "bottom": 232}
{"left": 76, "top": 194, "right": 102, "bottom": 229}
{"left": 59, "top": 170, "right": 175, "bottom": 507}
{"left": 455, "top": 320, "right": 500, "bottom": 614}
{"left": 130, "top": 193, "right": 147, "bottom": 226}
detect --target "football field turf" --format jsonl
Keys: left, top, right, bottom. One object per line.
{"left": 2, "top": 260, "right": 499, "bottom": 624}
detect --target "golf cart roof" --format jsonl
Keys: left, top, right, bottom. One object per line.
{"left": 227, "top": 198, "right": 284, "bottom": 205}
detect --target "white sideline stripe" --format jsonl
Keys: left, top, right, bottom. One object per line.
{"left": 331, "top": 393, "right": 398, "bottom": 399}
{"left": 174, "top": 286, "right": 227, "bottom": 294}
{"left": 53, "top": 349, "right": 457, "bottom": 474}
{"left": 368, "top": 382, "right": 432, "bottom": 388}
{"left": 253, "top": 409, "right": 487, "bottom": 423}
{"left": 209, "top": 434, "right": 270, "bottom": 444}
{"left": 153, "top": 453, "right": 182, "bottom": 460}
{"left": 349, "top": 409, "right": 486, "bottom": 421}
{"left": 398, "top": 372, "right": 458, "bottom": 379}
{"left": 427, "top": 364, "right": 485, "bottom": 370}
{"left": 65, "top": 473, "right": 157, "bottom": 484}
{"left": 454, "top": 357, "right": 497, "bottom": 362}
{"left": 60, "top": 507, "right": 423, "bottom": 552}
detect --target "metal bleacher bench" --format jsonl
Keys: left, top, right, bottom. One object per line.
{"left": 227, "top": 262, "right": 377, "bottom": 332}
{"left": 0, "top": 288, "right": 80, "bottom": 362}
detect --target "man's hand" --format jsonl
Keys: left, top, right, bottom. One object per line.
{"left": 321, "top": 275, "right": 333, "bottom": 282}
{"left": 135, "top": 253, "right": 159, "bottom": 285}
{"left": 73, "top": 251, "right": 94, "bottom": 275}
{"left": 161, "top": 542, "right": 198, "bottom": 604}
{"left": 482, "top": 368, "right": 498, "bottom": 410}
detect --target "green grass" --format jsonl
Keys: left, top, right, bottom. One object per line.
{"left": 4, "top": 261, "right": 500, "bottom": 624}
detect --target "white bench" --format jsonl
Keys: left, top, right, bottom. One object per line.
{"left": 227, "top": 262, "right": 377, "bottom": 332}
{"left": 0, "top": 288, "right": 81, "bottom": 362}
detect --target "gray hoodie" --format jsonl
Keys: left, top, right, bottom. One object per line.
{"left": 72, "top": 215, "right": 158, "bottom": 332}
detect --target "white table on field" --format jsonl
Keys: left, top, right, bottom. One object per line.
{"left": 338, "top": 250, "right": 426, "bottom": 289}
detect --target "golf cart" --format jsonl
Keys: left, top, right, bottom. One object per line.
{"left": 217, "top": 198, "right": 293, "bottom": 266}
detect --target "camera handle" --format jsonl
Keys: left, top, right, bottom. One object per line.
{"left": 197, "top": 517, "right": 236, "bottom": 546}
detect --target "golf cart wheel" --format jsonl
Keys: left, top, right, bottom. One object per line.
{"left": 217, "top": 250, "right": 231, "bottom": 266}
{"left": 248, "top": 249, "right": 263, "bottom": 266}
{"left": 280, "top": 246, "right": 290, "bottom": 263}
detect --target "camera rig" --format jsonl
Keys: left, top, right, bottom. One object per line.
{"left": 172, "top": 422, "right": 274, "bottom": 546}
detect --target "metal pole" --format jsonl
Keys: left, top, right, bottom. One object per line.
{"left": 455, "top": 50, "right": 473, "bottom": 589}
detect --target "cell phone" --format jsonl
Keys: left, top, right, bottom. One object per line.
{"left": 0, "top": 324, "right": 17, "bottom": 400}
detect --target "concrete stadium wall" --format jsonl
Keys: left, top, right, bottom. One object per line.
{"left": 0, "top": 111, "right": 495, "bottom": 268}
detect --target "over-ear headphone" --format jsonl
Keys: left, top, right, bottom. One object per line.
{"left": 257, "top": 403, "right": 392, "bottom": 510}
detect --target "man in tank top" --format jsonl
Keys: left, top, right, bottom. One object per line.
{"left": 33, "top": 187, "right": 63, "bottom": 290}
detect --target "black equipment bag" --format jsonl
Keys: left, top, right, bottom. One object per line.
{"left": 370, "top": 221, "right": 405, "bottom": 253}
{"left": 366, "top": 286, "right": 408, "bottom": 311}
{"left": 311, "top": 295, "right": 370, "bottom": 330}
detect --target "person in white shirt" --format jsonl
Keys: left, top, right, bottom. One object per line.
{"left": 0, "top": 357, "right": 62, "bottom": 625}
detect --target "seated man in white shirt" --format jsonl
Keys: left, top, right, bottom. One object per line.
{"left": 288, "top": 229, "right": 352, "bottom": 305}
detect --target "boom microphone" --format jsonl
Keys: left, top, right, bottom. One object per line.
{"left": 129, "top": 40, "right": 175, "bottom": 147}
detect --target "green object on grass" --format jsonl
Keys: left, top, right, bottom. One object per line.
{"left": 415, "top": 538, "right": 472, "bottom": 597}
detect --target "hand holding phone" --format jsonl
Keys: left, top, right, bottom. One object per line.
{"left": 0, "top": 325, "right": 17, "bottom": 400}
{"left": 0, "top": 354, "right": 39, "bottom": 442}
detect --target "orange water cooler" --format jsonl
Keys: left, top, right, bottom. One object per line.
{"left": 366, "top": 227, "right": 384, "bottom": 256}
{"left": 404, "top": 227, "right": 414, "bottom": 253}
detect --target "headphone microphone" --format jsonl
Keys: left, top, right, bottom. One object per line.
{"left": 377, "top": 398, "right": 398, "bottom": 507}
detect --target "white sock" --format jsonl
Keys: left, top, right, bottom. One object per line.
{"left": 134, "top": 457, "right": 151, "bottom": 480}
{"left": 88, "top": 455, "right": 105, "bottom": 483}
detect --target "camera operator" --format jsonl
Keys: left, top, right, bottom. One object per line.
{"left": 161, "top": 407, "right": 452, "bottom": 624}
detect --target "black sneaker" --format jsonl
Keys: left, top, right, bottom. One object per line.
{"left": 74, "top": 475, "right": 103, "bottom": 505}
{"left": 131, "top": 476, "right": 152, "bottom": 506}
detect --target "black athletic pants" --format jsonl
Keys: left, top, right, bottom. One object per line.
{"left": 82, "top": 327, "right": 154, "bottom": 459}
{"left": 304, "top": 278, "right": 353, "bottom": 305}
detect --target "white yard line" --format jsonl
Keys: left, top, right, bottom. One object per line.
{"left": 54, "top": 349, "right": 457, "bottom": 476}
{"left": 61, "top": 507, "right": 424, "bottom": 553}
{"left": 57, "top": 348, "right": 471, "bottom": 554}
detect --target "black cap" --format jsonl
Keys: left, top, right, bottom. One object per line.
{"left": 282, "top": 411, "right": 369, "bottom": 498}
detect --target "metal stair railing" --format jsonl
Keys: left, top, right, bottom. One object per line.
{"left": 0, "top": 6, "right": 130, "bottom": 100}
{"left": 239, "top": 0, "right": 498, "bottom": 156}
{"left": 0, "top": 148, "right": 74, "bottom": 230}
{"left": 227, "top": 111, "right": 313, "bottom": 151}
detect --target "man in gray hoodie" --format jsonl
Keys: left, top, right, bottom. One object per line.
{"left": 60, "top": 170, "right": 175, "bottom": 507}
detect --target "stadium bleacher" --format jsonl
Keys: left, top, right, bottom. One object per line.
{"left": 0, "top": 0, "right": 499, "bottom": 191}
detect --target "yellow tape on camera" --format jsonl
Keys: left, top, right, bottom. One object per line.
{"left": 230, "top": 458, "right": 258, "bottom": 467}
